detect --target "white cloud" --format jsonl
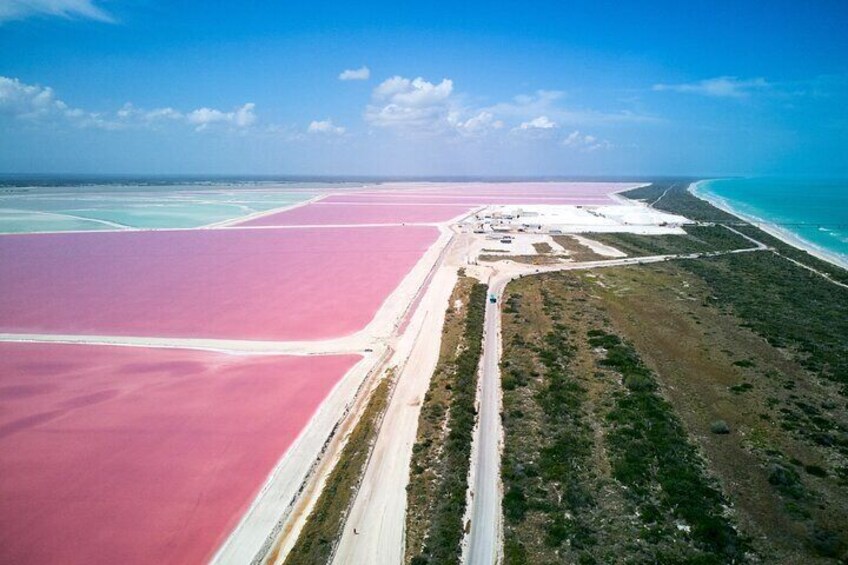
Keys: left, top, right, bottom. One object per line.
{"left": 490, "top": 90, "right": 564, "bottom": 119}
{"left": 187, "top": 103, "right": 256, "bottom": 130}
{"left": 374, "top": 76, "right": 453, "bottom": 107}
{"left": 307, "top": 119, "right": 346, "bottom": 135}
{"left": 0, "top": 76, "right": 64, "bottom": 118}
{"left": 362, "top": 76, "right": 644, "bottom": 146}
{"left": 143, "top": 107, "right": 184, "bottom": 122}
{"left": 517, "top": 115, "right": 557, "bottom": 130}
{"left": 562, "top": 130, "right": 612, "bottom": 151}
{"left": 450, "top": 111, "right": 503, "bottom": 137}
{"left": 653, "top": 76, "right": 770, "bottom": 98}
{"left": 0, "top": 75, "right": 117, "bottom": 128}
{"left": 0, "top": 75, "right": 257, "bottom": 132}
{"left": 486, "top": 90, "right": 654, "bottom": 125}
{"left": 117, "top": 103, "right": 184, "bottom": 123}
{"left": 365, "top": 76, "right": 455, "bottom": 133}
{"left": 0, "top": 0, "right": 113, "bottom": 24}
{"left": 338, "top": 66, "right": 371, "bottom": 81}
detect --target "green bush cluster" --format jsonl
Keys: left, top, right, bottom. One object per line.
{"left": 502, "top": 312, "right": 599, "bottom": 562}
{"left": 731, "top": 224, "right": 848, "bottom": 285}
{"left": 412, "top": 283, "right": 488, "bottom": 565}
{"left": 684, "top": 253, "right": 848, "bottom": 398}
{"left": 594, "top": 329, "right": 747, "bottom": 562}
{"left": 589, "top": 225, "right": 752, "bottom": 258}
{"left": 623, "top": 182, "right": 738, "bottom": 224}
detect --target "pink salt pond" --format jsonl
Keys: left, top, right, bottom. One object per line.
{"left": 321, "top": 194, "right": 615, "bottom": 206}
{"left": 0, "top": 343, "right": 360, "bottom": 565}
{"left": 239, "top": 202, "right": 474, "bottom": 226}
{"left": 336, "top": 181, "right": 634, "bottom": 204}
{"left": 0, "top": 225, "right": 438, "bottom": 341}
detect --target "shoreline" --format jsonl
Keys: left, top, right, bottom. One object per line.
{"left": 689, "top": 180, "right": 848, "bottom": 271}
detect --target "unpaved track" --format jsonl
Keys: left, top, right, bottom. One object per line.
{"left": 465, "top": 274, "right": 506, "bottom": 565}
{"left": 331, "top": 265, "right": 459, "bottom": 565}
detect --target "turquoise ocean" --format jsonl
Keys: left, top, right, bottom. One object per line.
{"left": 693, "top": 178, "right": 848, "bottom": 268}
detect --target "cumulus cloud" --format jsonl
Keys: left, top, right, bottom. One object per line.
{"left": 362, "top": 76, "right": 636, "bottom": 148}
{"left": 338, "top": 66, "right": 370, "bottom": 81}
{"left": 374, "top": 76, "right": 453, "bottom": 106}
{"left": 0, "top": 75, "right": 257, "bottom": 132}
{"left": 653, "top": 76, "right": 770, "bottom": 98}
{"left": 0, "top": 0, "right": 113, "bottom": 24}
{"left": 117, "top": 103, "right": 185, "bottom": 124}
{"left": 307, "top": 118, "right": 346, "bottom": 135}
{"left": 450, "top": 111, "right": 504, "bottom": 136}
{"left": 0, "top": 75, "right": 118, "bottom": 128}
{"left": 365, "top": 76, "right": 455, "bottom": 133}
{"left": 562, "top": 130, "right": 612, "bottom": 151}
{"left": 186, "top": 103, "right": 256, "bottom": 130}
{"left": 517, "top": 115, "right": 557, "bottom": 130}
{"left": 0, "top": 76, "right": 65, "bottom": 118}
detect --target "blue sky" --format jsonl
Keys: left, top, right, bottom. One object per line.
{"left": 0, "top": 0, "right": 846, "bottom": 176}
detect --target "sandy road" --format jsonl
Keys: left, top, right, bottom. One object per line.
{"left": 464, "top": 274, "right": 506, "bottom": 565}
{"left": 329, "top": 230, "right": 484, "bottom": 565}
{"left": 331, "top": 264, "right": 459, "bottom": 565}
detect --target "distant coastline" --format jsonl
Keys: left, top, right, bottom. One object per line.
{"left": 690, "top": 179, "right": 848, "bottom": 270}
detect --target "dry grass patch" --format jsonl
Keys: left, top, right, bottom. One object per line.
{"left": 478, "top": 254, "right": 561, "bottom": 265}
{"left": 284, "top": 371, "right": 395, "bottom": 565}
{"left": 552, "top": 235, "right": 609, "bottom": 262}
{"left": 532, "top": 241, "right": 553, "bottom": 254}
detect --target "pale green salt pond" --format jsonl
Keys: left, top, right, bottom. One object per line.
{"left": 0, "top": 182, "right": 348, "bottom": 232}
{"left": 0, "top": 209, "right": 114, "bottom": 233}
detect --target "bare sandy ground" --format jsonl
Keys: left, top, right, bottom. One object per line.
{"left": 330, "top": 265, "right": 459, "bottom": 565}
